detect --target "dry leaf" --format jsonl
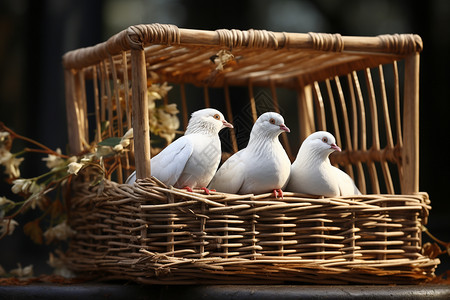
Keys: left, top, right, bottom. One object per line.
{"left": 23, "top": 220, "right": 43, "bottom": 245}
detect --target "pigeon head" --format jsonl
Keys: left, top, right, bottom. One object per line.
{"left": 304, "top": 131, "right": 342, "bottom": 156}
{"left": 185, "top": 108, "right": 233, "bottom": 135}
{"left": 252, "top": 112, "right": 290, "bottom": 139}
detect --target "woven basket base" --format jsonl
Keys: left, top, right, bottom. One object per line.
{"left": 66, "top": 178, "right": 440, "bottom": 285}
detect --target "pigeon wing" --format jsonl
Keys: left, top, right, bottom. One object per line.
{"left": 208, "top": 150, "right": 246, "bottom": 194}
{"left": 125, "top": 137, "right": 194, "bottom": 185}
{"left": 333, "top": 167, "right": 361, "bottom": 196}
{"left": 151, "top": 136, "right": 194, "bottom": 186}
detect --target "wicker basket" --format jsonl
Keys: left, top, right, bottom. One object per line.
{"left": 62, "top": 24, "right": 439, "bottom": 284}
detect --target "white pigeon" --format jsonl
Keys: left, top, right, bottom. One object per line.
{"left": 126, "top": 108, "right": 233, "bottom": 193}
{"left": 208, "top": 112, "right": 291, "bottom": 197}
{"left": 286, "top": 131, "right": 361, "bottom": 197}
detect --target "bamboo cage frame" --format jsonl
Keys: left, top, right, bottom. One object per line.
{"left": 61, "top": 24, "right": 438, "bottom": 284}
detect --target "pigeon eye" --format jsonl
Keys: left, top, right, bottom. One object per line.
{"left": 213, "top": 114, "right": 221, "bottom": 120}
{"left": 269, "top": 118, "right": 276, "bottom": 124}
{"left": 322, "top": 137, "right": 328, "bottom": 143}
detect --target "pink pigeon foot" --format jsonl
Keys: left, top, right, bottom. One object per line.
{"left": 201, "top": 187, "right": 216, "bottom": 195}
{"left": 273, "top": 189, "right": 284, "bottom": 199}
{"left": 183, "top": 186, "right": 194, "bottom": 192}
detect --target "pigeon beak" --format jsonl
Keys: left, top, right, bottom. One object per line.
{"left": 331, "top": 144, "right": 342, "bottom": 152}
{"left": 279, "top": 124, "right": 290, "bottom": 133}
{"left": 222, "top": 120, "right": 233, "bottom": 128}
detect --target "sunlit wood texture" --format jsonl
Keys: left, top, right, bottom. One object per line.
{"left": 131, "top": 48, "right": 151, "bottom": 179}
{"left": 402, "top": 53, "right": 420, "bottom": 194}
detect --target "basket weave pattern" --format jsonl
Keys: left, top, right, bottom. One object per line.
{"left": 66, "top": 177, "right": 437, "bottom": 284}
{"left": 62, "top": 24, "right": 439, "bottom": 284}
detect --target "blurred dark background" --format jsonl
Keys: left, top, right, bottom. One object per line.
{"left": 0, "top": 0, "right": 449, "bottom": 277}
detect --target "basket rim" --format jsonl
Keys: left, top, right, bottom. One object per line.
{"left": 62, "top": 23, "right": 423, "bottom": 70}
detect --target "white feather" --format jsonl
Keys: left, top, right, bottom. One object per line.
{"left": 208, "top": 112, "right": 291, "bottom": 195}
{"left": 286, "top": 131, "right": 361, "bottom": 197}
{"left": 126, "top": 108, "right": 232, "bottom": 188}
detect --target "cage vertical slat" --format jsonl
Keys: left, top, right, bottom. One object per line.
{"left": 203, "top": 86, "right": 210, "bottom": 108}
{"left": 224, "top": 83, "right": 238, "bottom": 153}
{"left": 334, "top": 76, "right": 355, "bottom": 178}
{"left": 180, "top": 83, "right": 189, "bottom": 129}
{"left": 347, "top": 74, "right": 359, "bottom": 152}
{"left": 248, "top": 81, "right": 258, "bottom": 123}
{"left": 92, "top": 65, "right": 102, "bottom": 144}
{"left": 109, "top": 55, "right": 125, "bottom": 182}
{"left": 99, "top": 61, "right": 107, "bottom": 125}
{"left": 270, "top": 79, "right": 293, "bottom": 161}
{"left": 131, "top": 48, "right": 151, "bottom": 179}
{"left": 109, "top": 55, "right": 124, "bottom": 137}
{"left": 64, "top": 69, "right": 83, "bottom": 154}
{"left": 120, "top": 52, "right": 132, "bottom": 179}
{"left": 77, "top": 70, "right": 89, "bottom": 145}
{"left": 325, "top": 79, "right": 341, "bottom": 147}
{"left": 102, "top": 60, "right": 114, "bottom": 137}
{"left": 392, "top": 61, "right": 404, "bottom": 191}
{"left": 297, "top": 84, "right": 314, "bottom": 143}
{"left": 364, "top": 68, "right": 380, "bottom": 194}
{"left": 378, "top": 65, "right": 395, "bottom": 194}
{"left": 402, "top": 53, "right": 420, "bottom": 194}
{"left": 312, "top": 82, "right": 327, "bottom": 131}
{"left": 351, "top": 71, "right": 367, "bottom": 194}
{"left": 393, "top": 61, "right": 403, "bottom": 147}
{"left": 72, "top": 71, "right": 88, "bottom": 149}
{"left": 122, "top": 52, "right": 131, "bottom": 130}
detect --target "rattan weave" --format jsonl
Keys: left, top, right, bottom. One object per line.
{"left": 62, "top": 24, "right": 439, "bottom": 284}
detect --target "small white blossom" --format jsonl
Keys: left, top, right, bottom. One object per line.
{"left": 164, "top": 103, "right": 179, "bottom": 115}
{"left": 122, "top": 128, "right": 133, "bottom": 140}
{"left": 113, "top": 143, "right": 123, "bottom": 152}
{"left": 148, "top": 91, "right": 162, "bottom": 101}
{"left": 0, "top": 196, "right": 13, "bottom": 206}
{"left": 67, "top": 156, "right": 77, "bottom": 163}
{"left": 67, "top": 162, "right": 84, "bottom": 175}
{"left": 29, "top": 181, "right": 42, "bottom": 194}
{"left": 10, "top": 263, "right": 33, "bottom": 278}
{"left": 147, "top": 82, "right": 172, "bottom": 103}
{"left": 113, "top": 129, "right": 134, "bottom": 153}
{"left": 43, "top": 220, "right": 76, "bottom": 243}
{"left": 11, "top": 179, "right": 41, "bottom": 196}
{"left": 0, "top": 218, "right": 19, "bottom": 236}
{"left": 0, "top": 151, "right": 24, "bottom": 178}
{"left": 11, "top": 178, "right": 30, "bottom": 194}
{"left": 26, "top": 183, "right": 45, "bottom": 210}
{"left": 42, "top": 148, "right": 64, "bottom": 170}
{"left": 48, "top": 252, "right": 75, "bottom": 278}
{"left": 0, "top": 131, "right": 10, "bottom": 143}
{"left": 80, "top": 154, "right": 94, "bottom": 163}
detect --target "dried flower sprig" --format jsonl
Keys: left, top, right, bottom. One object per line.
{"left": 0, "top": 79, "right": 180, "bottom": 278}
{"left": 422, "top": 225, "right": 450, "bottom": 258}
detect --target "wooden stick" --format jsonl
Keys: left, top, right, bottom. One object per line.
{"left": 312, "top": 81, "right": 326, "bottom": 131}
{"left": 402, "top": 53, "right": 420, "bottom": 194}
{"left": 224, "top": 83, "right": 238, "bottom": 153}
{"left": 64, "top": 69, "right": 83, "bottom": 154}
{"left": 364, "top": 68, "right": 380, "bottom": 194}
{"left": 131, "top": 48, "right": 151, "bottom": 179}
{"left": 297, "top": 83, "right": 314, "bottom": 143}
